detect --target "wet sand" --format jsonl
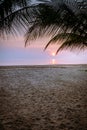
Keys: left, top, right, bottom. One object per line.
{"left": 0, "top": 65, "right": 87, "bottom": 130}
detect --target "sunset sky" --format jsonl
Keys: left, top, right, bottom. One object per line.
{"left": 0, "top": 36, "right": 87, "bottom": 65}
{"left": 0, "top": 0, "right": 87, "bottom": 66}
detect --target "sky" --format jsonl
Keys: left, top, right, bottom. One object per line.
{"left": 0, "top": 0, "right": 87, "bottom": 66}
{"left": 0, "top": 36, "right": 87, "bottom": 65}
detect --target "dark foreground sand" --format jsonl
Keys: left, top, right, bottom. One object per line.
{"left": 0, "top": 65, "right": 87, "bottom": 130}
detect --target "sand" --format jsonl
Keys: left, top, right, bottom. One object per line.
{"left": 0, "top": 65, "right": 87, "bottom": 130}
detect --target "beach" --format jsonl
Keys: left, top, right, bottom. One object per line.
{"left": 0, "top": 65, "right": 87, "bottom": 130}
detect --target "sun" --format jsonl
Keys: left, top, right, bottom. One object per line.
{"left": 52, "top": 52, "right": 55, "bottom": 56}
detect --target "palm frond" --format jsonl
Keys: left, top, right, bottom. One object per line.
{"left": 25, "top": 2, "right": 76, "bottom": 43}
{"left": 44, "top": 32, "right": 68, "bottom": 50}
{"left": 0, "top": 4, "right": 39, "bottom": 37}
{"left": 25, "top": 3, "right": 60, "bottom": 43}
{"left": 0, "top": 0, "right": 87, "bottom": 54}
{"left": 55, "top": 33, "right": 87, "bottom": 54}
{"left": 0, "top": 0, "right": 28, "bottom": 20}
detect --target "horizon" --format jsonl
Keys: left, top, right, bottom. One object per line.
{"left": 0, "top": 64, "right": 87, "bottom": 67}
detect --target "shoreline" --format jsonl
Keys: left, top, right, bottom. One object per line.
{"left": 0, "top": 64, "right": 87, "bottom": 69}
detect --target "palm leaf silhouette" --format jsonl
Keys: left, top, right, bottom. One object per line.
{"left": 0, "top": 0, "right": 35, "bottom": 36}
{"left": 25, "top": 0, "right": 87, "bottom": 53}
{"left": 0, "top": 0, "right": 87, "bottom": 53}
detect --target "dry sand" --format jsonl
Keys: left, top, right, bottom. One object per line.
{"left": 0, "top": 65, "right": 87, "bottom": 130}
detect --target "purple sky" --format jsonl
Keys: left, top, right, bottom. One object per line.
{"left": 0, "top": 36, "right": 87, "bottom": 65}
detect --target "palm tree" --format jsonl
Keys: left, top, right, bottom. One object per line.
{"left": 0, "top": 0, "right": 87, "bottom": 54}
{"left": 24, "top": 0, "right": 87, "bottom": 53}
{"left": 0, "top": 0, "right": 42, "bottom": 37}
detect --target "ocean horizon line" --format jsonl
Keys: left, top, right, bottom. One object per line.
{"left": 0, "top": 64, "right": 87, "bottom": 68}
